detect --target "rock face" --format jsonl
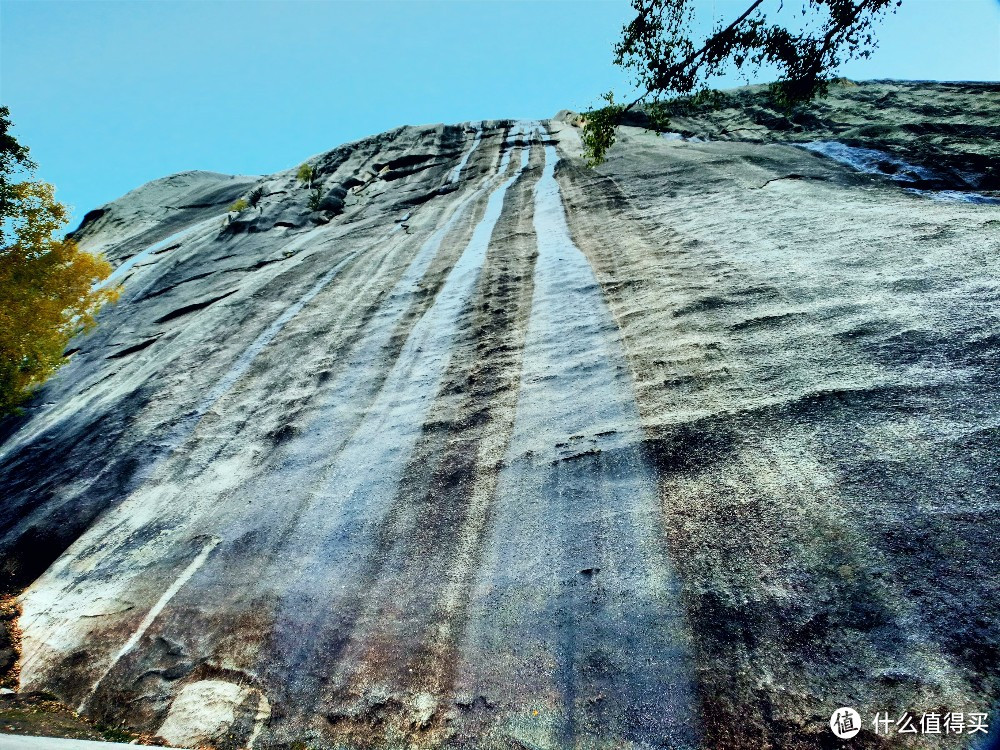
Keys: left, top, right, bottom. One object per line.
{"left": 1, "top": 81, "right": 999, "bottom": 749}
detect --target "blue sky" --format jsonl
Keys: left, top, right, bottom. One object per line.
{"left": 2, "top": 0, "right": 998, "bottom": 228}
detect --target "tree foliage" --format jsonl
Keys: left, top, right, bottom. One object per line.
{"left": 583, "top": 0, "right": 901, "bottom": 164}
{"left": 296, "top": 163, "right": 313, "bottom": 187}
{"left": 581, "top": 93, "right": 628, "bottom": 167}
{"left": 0, "top": 106, "right": 35, "bottom": 242}
{"left": 0, "top": 108, "right": 119, "bottom": 417}
{"left": 228, "top": 198, "right": 249, "bottom": 212}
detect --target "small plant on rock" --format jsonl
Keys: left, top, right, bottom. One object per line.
{"left": 228, "top": 198, "right": 249, "bottom": 212}
{"left": 307, "top": 187, "right": 322, "bottom": 211}
{"left": 247, "top": 186, "right": 264, "bottom": 210}
{"left": 296, "top": 163, "right": 314, "bottom": 188}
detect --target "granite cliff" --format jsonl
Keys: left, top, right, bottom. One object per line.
{"left": 1, "top": 81, "right": 998, "bottom": 749}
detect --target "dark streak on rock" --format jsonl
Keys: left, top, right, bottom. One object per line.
{"left": 153, "top": 289, "right": 239, "bottom": 324}
{"left": 106, "top": 336, "right": 162, "bottom": 360}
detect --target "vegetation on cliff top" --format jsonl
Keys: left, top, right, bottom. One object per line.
{"left": 584, "top": 0, "right": 901, "bottom": 164}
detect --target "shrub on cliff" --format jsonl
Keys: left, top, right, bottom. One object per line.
{"left": 307, "top": 187, "right": 322, "bottom": 211}
{"left": 248, "top": 186, "right": 264, "bottom": 209}
{"left": 296, "top": 163, "right": 313, "bottom": 188}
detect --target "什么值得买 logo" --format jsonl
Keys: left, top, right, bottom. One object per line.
{"left": 830, "top": 707, "right": 989, "bottom": 738}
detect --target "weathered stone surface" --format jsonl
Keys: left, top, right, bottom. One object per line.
{"left": 0, "top": 82, "right": 998, "bottom": 749}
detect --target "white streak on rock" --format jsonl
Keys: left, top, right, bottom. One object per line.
{"left": 274, "top": 123, "right": 536, "bottom": 690}
{"left": 456, "top": 142, "right": 698, "bottom": 747}
{"left": 449, "top": 122, "right": 483, "bottom": 183}
{"left": 98, "top": 213, "right": 226, "bottom": 289}
{"left": 76, "top": 537, "right": 220, "bottom": 713}
{"left": 239, "top": 133, "right": 510, "bottom": 484}
{"left": 193, "top": 250, "right": 358, "bottom": 418}
{"left": 315, "top": 127, "right": 529, "bottom": 527}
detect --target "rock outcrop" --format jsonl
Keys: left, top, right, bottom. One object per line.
{"left": 1, "top": 81, "right": 998, "bottom": 749}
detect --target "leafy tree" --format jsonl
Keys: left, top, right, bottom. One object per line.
{"left": 296, "top": 163, "right": 313, "bottom": 188}
{"left": 0, "top": 108, "right": 119, "bottom": 417}
{"left": 228, "top": 198, "right": 249, "bottom": 212}
{"left": 583, "top": 0, "right": 900, "bottom": 164}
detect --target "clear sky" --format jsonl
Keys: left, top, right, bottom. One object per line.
{"left": 2, "top": 0, "right": 998, "bottom": 228}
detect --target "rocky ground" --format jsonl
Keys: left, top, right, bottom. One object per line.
{"left": 0, "top": 691, "right": 157, "bottom": 744}
{"left": 0, "top": 81, "right": 997, "bottom": 749}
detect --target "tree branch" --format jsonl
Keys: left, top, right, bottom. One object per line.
{"left": 623, "top": 0, "right": 768, "bottom": 112}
